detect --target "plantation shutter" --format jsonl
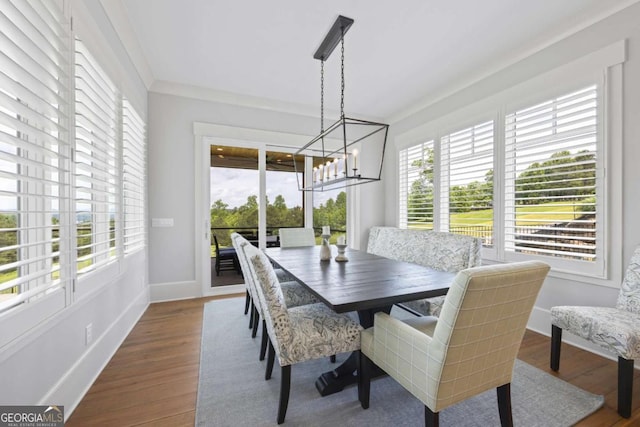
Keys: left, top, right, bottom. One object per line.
{"left": 0, "top": 0, "right": 70, "bottom": 312}
{"left": 399, "top": 140, "right": 435, "bottom": 229}
{"left": 122, "top": 99, "right": 146, "bottom": 254}
{"left": 74, "top": 39, "right": 119, "bottom": 276}
{"left": 440, "top": 121, "right": 494, "bottom": 246}
{"left": 504, "top": 85, "right": 599, "bottom": 264}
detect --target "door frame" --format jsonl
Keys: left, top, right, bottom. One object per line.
{"left": 194, "top": 122, "right": 352, "bottom": 297}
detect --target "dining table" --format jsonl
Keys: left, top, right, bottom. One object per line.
{"left": 264, "top": 245, "right": 456, "bottom": 396}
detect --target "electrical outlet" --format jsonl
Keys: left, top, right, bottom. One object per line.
{"left": 85, "top": 323, "right": 93, "bottom": 345}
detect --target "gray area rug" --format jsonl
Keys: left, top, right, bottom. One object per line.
{"left": 196, "top": 298, "right": 604, "bottom": 426}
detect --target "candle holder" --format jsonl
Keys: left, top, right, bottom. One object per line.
{"left": 335, "top": 244, "right": 348, "bottom": 262}
{"left": 320, "top": 234, "right": 332, "bottom": 261}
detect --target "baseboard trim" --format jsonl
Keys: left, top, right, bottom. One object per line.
{"left": 42, "top": 287, "right": 149, "bottom": 421}
{"left": 150, "top": 280, "right": 201, "bottom": 302}
{"left": 150, "top": 280, "right": 246, "bottom": 302}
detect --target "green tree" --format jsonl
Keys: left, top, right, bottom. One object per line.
{"left": 515, "top": 150, "right": 595, "bottom": 205}
{"left": 407, "top": 149, "right": 435, "bottom": 224}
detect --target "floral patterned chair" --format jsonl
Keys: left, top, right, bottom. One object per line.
{"left": 551, "top": 245, "right": 640, "bottom": 418}
{"left": 231, "top": 234, "right": 317, "bottom": 346}
{"left": 367, "top": 226, "right": 482, "bottom": 317}
{"left": 245, "top": 243, "right": 362, "bottom": 424}
{"left": 359, "top": 261, "right": 550, "bottom": 426}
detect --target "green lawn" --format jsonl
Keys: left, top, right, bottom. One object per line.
{"left": 450, "top": 201, "right": 588, "bottom": 227}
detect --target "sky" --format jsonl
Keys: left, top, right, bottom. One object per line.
{"left": 210, "top": 168, "right": 336, "bottom": 209}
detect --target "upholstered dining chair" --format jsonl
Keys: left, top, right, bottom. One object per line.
{"left": 359, "top": 261, "right": 550, "bottom": 427}
{"left": 231, "top": 233, "right": 317, "bottom": 342}
{"left": 551, "top": 244, "right": 640, "bottom": 418}
{"left": 245, "top": 243, "right": 362, "bottom": 424}
{"left": 366, "top": 227, "right": 482, "bottom": 318}
{"left": 278, "top": 227, "right": 316, "bottom": 248}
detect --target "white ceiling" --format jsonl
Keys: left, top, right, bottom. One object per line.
{"left": 114, "top": 0, "right": 633, "bottom": 122}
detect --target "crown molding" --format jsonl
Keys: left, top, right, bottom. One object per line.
{"left": 388, "top": 0, "right": 640, "bottom": 125}
{"left": 99, "top": 0, "right": 155, "bottom": 89}
{"left": 150, "top": 80, "right": 338, "bottom": 120}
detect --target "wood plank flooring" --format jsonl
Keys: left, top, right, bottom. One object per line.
{"left": 66, "top": 295, "right": 640, "bottom": 426}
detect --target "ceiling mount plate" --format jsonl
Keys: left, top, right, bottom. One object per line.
{"left": 313, "top": 15, "right": 354, "bottom": 60}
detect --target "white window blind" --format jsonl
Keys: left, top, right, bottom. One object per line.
{"left": 399, "top": 140, "right": 434, "bottom": 229}
{"left": 504, "top": 85, "right": 599, "bottom": 264}
{"left": 0, "top": 0, "right": 70, "bottom": 312}
{"left": 440, "top": 121, "right": 494, "bottom": 246}
{"left": 122, "top": 99, "right": 145, "bottom": 254}
{"left": 74, "top": 39, "right": 119, "bottom": 276}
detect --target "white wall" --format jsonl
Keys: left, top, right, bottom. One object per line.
{"left": 383, "top": 2, "right": 640, "bottom": 358}
{"left": 147, "top": 92, "right": 386, "bottom": 299}
{"left": 0, "top": 0, "right": 149, "bottom": 418}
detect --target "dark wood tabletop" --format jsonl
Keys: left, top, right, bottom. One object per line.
{"left": 264, "top": 245, "right": 455, "bottom": 314}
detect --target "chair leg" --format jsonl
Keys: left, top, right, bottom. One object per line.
{"left": 251, "top": 308, "right": 260, "bottom": 338}
{"left": 358, "top": 351, "right": 371, "bottom": 409}
{"left": 248, "top": 299, "right": 254, "bottom": 329}
{"left": 425, "top": 406, "right": 439, "bottom": 427}
{"left": 618, "top": 357, "right": 634, "bottom": 418}
{"left": 244, "top": 291, "right": 250, "bottom": 315}
{"left": 497, "top": 383, "right": 513, "bottom": 427}
{"left": 266, "top": 339, "right": 275, "bottom": 380}
{"left": 550, "top": 325, "right": 562, "bottom": 371}
{"left": 259, "top": 320, "right": 268, "bottom": 361}
{"left": 277, "top": 365, "right": 291, "bottom": 424}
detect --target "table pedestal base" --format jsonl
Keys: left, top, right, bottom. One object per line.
{"left": 315, "top": 306, "right": 391, "bottom": 396}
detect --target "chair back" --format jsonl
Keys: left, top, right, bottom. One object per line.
{"left": 213, "top": 234, "right": 221, "bottom": 257}
{"left": 429, "top": 261, "right": 549, "bottom": 409}
{"left": 243, "top": 244, "right": 293, "bottom": 351}
{"left": 232, "top": 233, "right": 254, "bottom": 287}
{"left": 231, "top": 233, "right": 249, "bottom": 271}
{"left": 367, "top": 226, "right": 482, "bottom": 272}
{"left": 616, "top": 245, "right": 640, "bottom": 314}
{"left": 279, "top": 228, "right": 316, "bottom": 248}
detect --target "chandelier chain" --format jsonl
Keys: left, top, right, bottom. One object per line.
{"left": 340, "top": 27, "right": 345, "bottom": 119}
{"left": 320, "top": 59, "right": 324, "bottom": 134}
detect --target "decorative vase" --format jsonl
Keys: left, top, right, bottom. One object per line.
{"left": 320, "top": 234, "right": 332, "bottom": 261}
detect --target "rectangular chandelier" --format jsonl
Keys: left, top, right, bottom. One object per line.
{"left": 295, "top": 15, "right": 389, "bottom": 192}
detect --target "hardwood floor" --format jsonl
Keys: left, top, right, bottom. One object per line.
{"left": 67, "top": 296, "right": 640, "bottom": 426}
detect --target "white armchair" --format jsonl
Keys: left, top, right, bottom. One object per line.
{"left": 359, "top": 261, "right": 550, "bottom": 426}
{"left": 278, "top": 227, "right": 316, "bottom": 248}
{"left": 551, "top": 244, "right": 640, "bottom": 418}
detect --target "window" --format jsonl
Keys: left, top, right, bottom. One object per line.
{"left": 398, "top": 84, "right": 604, "bottom": 275}
{"left": 0, "top": 2, "right": 148, "bottom": 343}
{"left": 122, "top": 99, "right": 146, "bottom": 254}
{"left": 399, "top": 140, "right": 435, "bottom": 229}
{"left": 0, "top": 0, "right": 70, "bottom": 313}
{"left": 74, "top": 39, "right": 119, "bottom": 277}
{"left": 440, "top": 121, "right": 494, "bottom": 246}
{"left": 504, "top": 86, "right": 599, "bottom": 266}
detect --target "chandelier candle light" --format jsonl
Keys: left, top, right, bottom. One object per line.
{"left": 295, "top": 15, "right": 389, "bottom": 192}
{"left": 320, "top": 226, "right": 332, "bottom": 261}
{"left": 335, "top": 234, "right": 348, "bottom": 262}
